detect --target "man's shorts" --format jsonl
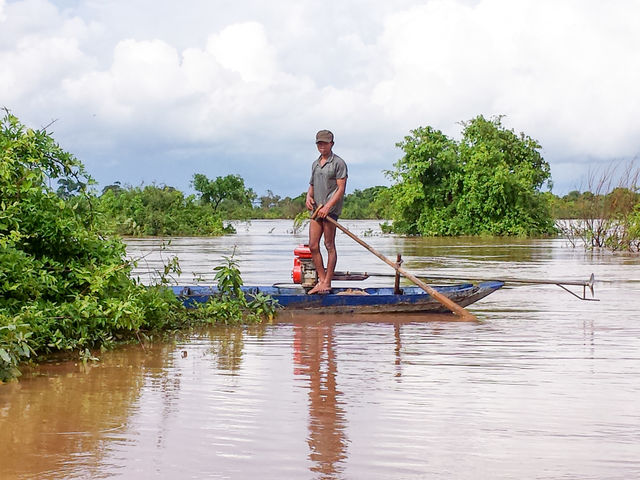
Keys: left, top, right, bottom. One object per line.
{"left": 313, "top": 213, "right": 339, "bottom": 222}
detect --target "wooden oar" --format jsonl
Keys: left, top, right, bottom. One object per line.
{"left": 312, "top": 207, "right": 477, "bottom": 320}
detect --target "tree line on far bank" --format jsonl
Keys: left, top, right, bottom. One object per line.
{"left": 93, "top": 115, "right": 639, "bottom": 245}
{"left": 94, "top": 181, "right": 392, "bottom": 236}
{"left": 94, "top": 179, "right": 640, "bottom": 230}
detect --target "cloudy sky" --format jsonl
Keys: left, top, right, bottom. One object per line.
{"left": 2, "top": 0, "right": 639, "bottom": 197}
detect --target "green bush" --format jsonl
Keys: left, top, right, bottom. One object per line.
{"left": 96, "top": 184, "right": 232, "bottom": 236}
{"left": 0, "top": 110, "right": 281, "bottom": 381}
{"left": 190, "top": 256, "right": 279, "bottom": 325}
{"left": 0, "top": 110, "right": 193, "bottom": 380}
{"left": 341, "top": 186, "right": 391, "bottom": 219}
{"left": 385, "top": 115, "right": 556, "bottom": 236}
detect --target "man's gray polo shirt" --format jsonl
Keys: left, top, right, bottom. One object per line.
{"left": 309, "top": 153, "right": 348, "bottom": 217}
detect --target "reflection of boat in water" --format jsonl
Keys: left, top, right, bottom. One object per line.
{"left": 172, "top": 281, "right": 504, "bottom": 315}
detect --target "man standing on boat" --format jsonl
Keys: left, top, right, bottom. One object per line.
{"left": 305, "top": 130, "right": 348, "bottom": 295}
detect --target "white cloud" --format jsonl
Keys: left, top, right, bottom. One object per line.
{"left": 58, "top": 23, "right": 320, "bottom": 153}
{"left": 206, "top": 22, "right": 277, "bottom": 83}
{"left": 1, "top": 0, "right": 639, "bottom": 195}
{"left": 373, "top": 0, "right": 640, "bottom": 162}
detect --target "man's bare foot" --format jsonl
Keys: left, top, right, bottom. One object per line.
{"left": 307, "top": 282, "right": 332, "bottom": 295}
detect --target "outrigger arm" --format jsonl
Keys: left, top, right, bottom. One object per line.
{"left": 470, "top": 273, "right": 600, "bottom": 302}
{"left": 486, "top": 273, "right": 598, "bottom": 301}
{"left": 332, "top": 272, "right": 599, "bottom": 301}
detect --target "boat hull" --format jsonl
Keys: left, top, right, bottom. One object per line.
{"left": 172, "top": 281, "right": 504, "bottom": 315}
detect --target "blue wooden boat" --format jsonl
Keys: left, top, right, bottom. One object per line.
{"left": 171, "top": 281, "right": 504, "bottom": 315}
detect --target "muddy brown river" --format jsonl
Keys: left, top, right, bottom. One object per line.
{"left": 1, "top": 220, "right": 639, "bottom": 479}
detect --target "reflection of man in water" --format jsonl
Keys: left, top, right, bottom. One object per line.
{"left": 293, "top": 323, "right": 348, "bottom": 477}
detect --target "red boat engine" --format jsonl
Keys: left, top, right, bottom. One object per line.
{"left": 291, "top": 244, "right": 317, "bottom": 288}
{"left": 291, "top": 244, "right": 370, "bottom": 288}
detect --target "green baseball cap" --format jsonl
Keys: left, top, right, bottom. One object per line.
{"left": 315, "top": 130, "right": 334, "bottom": 143}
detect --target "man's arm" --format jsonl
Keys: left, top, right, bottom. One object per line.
{"left": 306, "top": 185, "right": 315, "bottom": 211}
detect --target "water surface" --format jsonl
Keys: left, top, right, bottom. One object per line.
{"left": 1, "top": 220, "right": 639, "bottom": 479}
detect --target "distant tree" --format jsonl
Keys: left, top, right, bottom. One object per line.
{"left": 101, "top": 181, "right": 124, "bottom": 195}
{"left": 259, "top": 190, "right": 281, "bottom": 209}
{"left": 606, "top": 187, "right": 639, "bottom": 215}
{"left": 274, "top": 192, "right": 307, "bottom": 219}
{"left": 564, "top": 190, "right": 581, "bottom": 201}
{"left": 192, "top": 173, "right": 253, "bottom": 213}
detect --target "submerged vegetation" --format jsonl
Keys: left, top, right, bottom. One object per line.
{"left": 190, "top": 256, "right": 279, "bottom": 324}
{"left": 553, "top": 163, "right": 640, "bottom": 252}
{"left": 383, "top": 115, "right": 556, "bottom": 236}
{"left": 97, "top": 183, "right": 232, "bottom": 236}
{"left": 341, "top": 186, "right": 391, "bottom": 219}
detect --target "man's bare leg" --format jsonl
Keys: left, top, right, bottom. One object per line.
{"left": 307, "top": 218, "right": 326, "bottom": 294}
{"left": 321, "top": 220, "right": 338, "bottom": 290}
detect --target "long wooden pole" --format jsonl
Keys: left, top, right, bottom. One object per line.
{"left": 313, "top": 209, "right": 477, "bottom": 320}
